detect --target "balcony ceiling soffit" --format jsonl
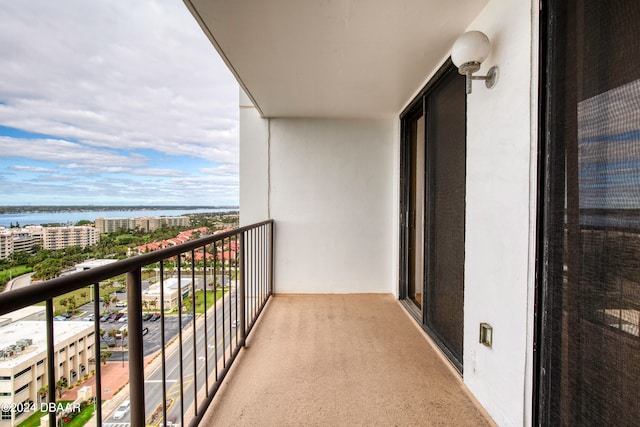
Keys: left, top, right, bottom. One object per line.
{"left": 186, "top": 0, "right": 488, "bottom": 118}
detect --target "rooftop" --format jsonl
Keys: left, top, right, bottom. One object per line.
{"left": 0, "top": 321, "right": 93, "bottom": 368}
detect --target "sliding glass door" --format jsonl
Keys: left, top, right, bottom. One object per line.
{"left": 400, "top": 62, "right": 466, "bottom": 370}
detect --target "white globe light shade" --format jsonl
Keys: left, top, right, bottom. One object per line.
{"left": 451, "top": 31, "right": 491, "bottom": 68}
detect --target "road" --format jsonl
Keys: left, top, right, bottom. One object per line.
{"left": 3, "top": 272, "right": 33, "bottom": 292}
{"left": 104, "top": 289, "right": 241, "bottom": 426}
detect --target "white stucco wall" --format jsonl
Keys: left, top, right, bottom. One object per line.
{"left": 239, "top": 89, "right": 270, "bottom": 225}
{"left": 240, "top": 107, "right": 396, "bottom": 294}
{"left": 461, "top": 0, "right": 537, "bottom": 425}
{"left": 271, "top": 119, "right": 395, "bottom": 293}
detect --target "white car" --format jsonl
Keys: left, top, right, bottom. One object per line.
{"left": 112, "top": 399, "right": 130, "bottom": 420}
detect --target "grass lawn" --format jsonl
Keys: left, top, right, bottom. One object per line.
{"left": 171, "top": 289, "right": 224, "bottom": 314}
{"left": 66, "top": 403, "right": 94, "bottom": 427}
{"left": 34, "top": 283, "right": 123, "bottom": 315}
{"left": 17, "top": 401, "right": 95, "bottom": 427}
{"left": 17, "top": 401, "right": 71, "bottom": 427}
{"left": 0, "top": 265, "right": 33, "bottom": 286}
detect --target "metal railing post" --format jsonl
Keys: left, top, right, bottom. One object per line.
{"left": 127, "top": 268, "right": 145, "bottom": 427}
{"left": 239, "top": 232, "right": 246, "bottom": 346}
{"left": 45, "top": 300, "right": 56, "bottom": 427}
{"left": 269, "top": 221, "right": 275, "bottom": 296}
{"left": 93, "top": 282, "right": 103, "bottom": 426}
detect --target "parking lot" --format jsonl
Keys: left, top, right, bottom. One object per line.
{"left": 65, "top": 300, "right": 193, "bottom": 362}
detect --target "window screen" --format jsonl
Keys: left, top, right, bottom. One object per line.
{"left": 538, "top": 1, "right": 640, "bottom": 425}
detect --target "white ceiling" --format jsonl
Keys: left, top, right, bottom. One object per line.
{"left": 185, "top": 0, "right": 488, "bottom": 118}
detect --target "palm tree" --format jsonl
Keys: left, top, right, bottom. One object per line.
{"left": 38, "top": 386, "right": 48, "bottom": 402}
{"left": 55, "top": 378, "right": 67, "bottom": 398}
{"left": 142, "top": 300, "right": 149, "bottom": 312}
{"left": 100, "top": 352, "right": 112, "bottom": 365}
{"left": 80, "top": 291, "right": 88, "bottom": 304}
{"left": 121, "top": 329, "right": 128, "bottom": 349}
{"left": 102, "top": 296, "right": 111, "bottom": 313}
{"left": 149, "top": 300, "right": 157, "bottom": 311}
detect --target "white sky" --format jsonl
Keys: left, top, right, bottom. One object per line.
{"left": 0, "top": 0, "right": 239, "bottom": 206}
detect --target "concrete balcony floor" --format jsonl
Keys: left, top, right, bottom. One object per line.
{"left": 202, "top": 294, "right": 494, "bottom": 426}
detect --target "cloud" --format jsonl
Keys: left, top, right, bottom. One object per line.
{"left": 0, "top": 137, "right": 146, "bottom": 167}
{"left": 9, "top": 165, "right": 55, "bottom": 173}
{"left": 0, "top": 0, "right": 239, "bottom": 205}
{"left": 131, "top": 169, "right": 185, "bottom": 177}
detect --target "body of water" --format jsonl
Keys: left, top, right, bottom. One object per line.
{"left": 0, "top": 208, "right": 238, "bottom": 228}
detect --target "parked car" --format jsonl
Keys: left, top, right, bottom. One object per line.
{"left": 115, "top": 301, "right": 127, "bottom": 307}
{"left": 100, "top": 313, "right": 112, "bottom": 322}
{"left": 83, "top": 314, "right": 95, "bottom": 321}
{"left": 112, "top": 399, "right": 130, "bottom": 420}
{"left": 53, "top": 315, "right": 66, "bottom": 321}
{"left": 142, "top": 313, "right": 153, "bottom": 321}
{"left": 150, "top": 313, "right": 161, "bottom": 322}
{"left": 118, "top": 315, "right": 128, "bottom": 323}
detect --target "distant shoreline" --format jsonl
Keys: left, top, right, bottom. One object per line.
{"left": 0, "top": 205, "right": 239, "bottom": 215}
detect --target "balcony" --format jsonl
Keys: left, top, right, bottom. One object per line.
{"left": 0, "top": 220, "right": 492, "bottom": 426}
{"left": 200, "top": 293, "right": 493, "bottom": 426}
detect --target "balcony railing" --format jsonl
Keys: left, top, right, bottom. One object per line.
{"left": 0, "top": 219, "right": 273, "bottom": 427}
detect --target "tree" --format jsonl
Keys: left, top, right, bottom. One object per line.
{"left": 149, "top": 299, "right": 157, "bottom": 311}
{"left": 55, "top": 378, "right": 68, "bottom": 398}
{"left": 100, "top": 351, "right": 112, "bottom": 365}
{"left": 121, "top": 329, "right": 128, "bottom": 348}
{"left": 38, "top": 386, "right": 48, "bottom": 402}
{"left": 142, "top": 300, "right": 149, "bottom": 312}
{"left": 67, "top": 295, "right": 77, "bottom": 314}
{"left": 59, "top": 298, "right": 68, "bottom": 313}
{"left": 102, "top": 296, "right": 111, "bottom": 313}
{"left": 80, "top": 291, "right": 88, "bottom": 304}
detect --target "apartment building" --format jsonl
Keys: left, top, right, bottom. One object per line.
{"left": 95, "top": 216, "right": 190, "bottom": 233}
{"left": 0, "top": 227, "right": 43, "bottom": 259}
{"left": 42, "top": 226, "right": 100, "bottom": 250}
{"left": 0, "top": 321, "right": 94, "bottom": 427}
{"left": 0, "top": 231, "right": 11, "bottom": 260}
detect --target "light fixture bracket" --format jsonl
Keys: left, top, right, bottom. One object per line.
{"left": 462, "top": 65, "right": 499, "bottom": 95}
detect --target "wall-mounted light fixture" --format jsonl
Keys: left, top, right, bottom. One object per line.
{"left": 451, "top": 31, "right": 498, "bottom": 95}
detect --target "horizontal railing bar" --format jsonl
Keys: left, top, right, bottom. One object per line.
{"left": 0, "top": 220, "right": 274, "bottom": 316}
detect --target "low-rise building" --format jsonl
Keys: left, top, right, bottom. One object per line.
{"left": 142, "top": 278, "right": 193, "bottom": 311}
{"left": 0, "top": 321, "right": 94, "bottom": 426}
